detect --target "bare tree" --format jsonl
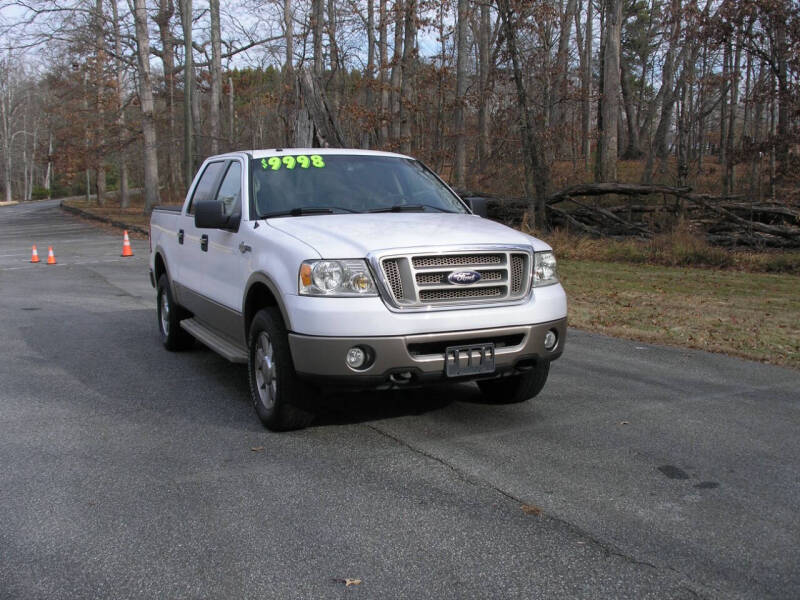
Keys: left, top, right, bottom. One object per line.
{"left": 93, "top": 0, "right": 106, "bottom": 206}
{"left": 209, "top": 0, "right": 222, "bottom": 154}
{"left": 180, "top": 0, "right": 193, "bottom": 188}
{"left": 497, "top": 0, "right": 550, "bottom": 226}
{"left": 130, "top": 0, "right": 161, "bottom": 212}
{"left": 156, "top": 0, "right": 181, "bottom": 196}
{"left": 595, "top": 0, "right": 622, "bottom": 182}
{"left": 399, "top": 0, "right": 416, "bottom": 155}
{"left": 453, "top": 0, "right": 469, "bottom": 187}
{"left": 111, "top": 0, "right": 129, "bottom": 208}
{"left": 0, "top": 60, "right": 19, "bottom": 202}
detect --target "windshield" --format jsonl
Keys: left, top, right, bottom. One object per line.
{"left": 250, "top": 154, "right": 468, "bottom": 217}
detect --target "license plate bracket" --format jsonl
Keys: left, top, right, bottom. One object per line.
{"left": 445, "top": 343, "right": 496, "bottom": 377}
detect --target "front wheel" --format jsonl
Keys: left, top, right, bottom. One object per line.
{"left": 477, "top": 361, "right": 550, "bottom": 404}
{"left": 248, "top": 308, "right": 315, "bottom": 431}
{"left": 156, "top": 274, "right": 194, "bottom": 351}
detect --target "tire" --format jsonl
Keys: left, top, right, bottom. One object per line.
{"left": 477, "top": 361, "right": 550, "bottom": 404}
{"left": 247, "top": 307, "right": 315, "bottom": 431}
{"left": 157, "top": 274, "right": 194, "bottom": 351}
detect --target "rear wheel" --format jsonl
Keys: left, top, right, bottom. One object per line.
{"left": 248, "top": 308, "right": 315, "bottom": 431}
{"left": 477, "top": 361, "right": 550, "bottom": 404}
{"left": 157, "top": 274, "right": 194, "bottom": 351}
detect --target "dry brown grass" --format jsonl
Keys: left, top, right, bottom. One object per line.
{"left": 63, "top": 194, "right": 154, "bottom": 234}
{"left": 531, "top": 224, "right": 800, "bottom": 275}
{"left": 560, "top": 259, "right": 800, "bottom": 369}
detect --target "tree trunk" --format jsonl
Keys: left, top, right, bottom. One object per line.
{"left": 453, "top": 0, "right": 469, "bottom": 188}
{"left": 553, "top": 0, "right": 577, "bottom": 145}
{"left": 582, "top": 0, "right": 592, "bottom": 171}
{"left": 775, "top": 18, "right": 788, "bottom": 176}
{"left": 312, "top": 0, "right": 324, "bottom": 78}
{"left": 390, "top": 0, "right": 404, "bottom": 145}
{"left": 595, "top": 0, "right": 622, "bottom": 182}
{"left": 209, "top": 0, "right": 222, "bottom": 154}
{"left": 720, "top": 38, "right": 729, "bottom": 195}
{"left": 497, "top": 0, "right": 550, "bottom": 228}
{"left": 94, "top": 0, "right": 106, "bottom": 207}
{"left": 378, "top": 0, "right": 389, "bottom": 145}
{"left": 112, "top": 0, "right": 129, "bottom": 207}
{"left": 180, "top": 0, "right": 193, "bottom": 189}
{"left": 283, "top": 0, "right": 294, "bottom": 146}
{"left": 156, "top": 0, "right": 179, "bottom": 197}
{"left": 327, "top": 0, "right": 340, "bottom": 112}
{"left": 132, "top": 0, "right": 161, "bottom": 213}
{"left": 399, "top": 0, "right": 416, "bottom": 155}
{"left": 477, "top": 2, "right": 491, "bottom": 164}
{"left": 725, "top": 29, "right": 741, "bottom": 195}
{"left": 642, "top": 0, "right": 683, "bottom": 182}
{"left": 363, "top": 0, "right": 375, "bottom": 148}
{"left": 620, "top": 59, "right": 642, "bottom": 158}
{"left": 228, "top": 76, "right": 235, "bottom": 148}
{"left": 44, "top": 132, "right": 52, "bottom": 197}
{"left": 297, "top": 68, "right": 345, "bottom": 148}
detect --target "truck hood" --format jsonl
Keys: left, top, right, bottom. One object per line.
{"left": 265, "top": 213, "right": 551, "bottom": 257}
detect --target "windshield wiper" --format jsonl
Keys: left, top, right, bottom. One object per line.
{"left": 261, "top": 206, "right": 360, "bottom": 218}
{"left": 368, "top": 203, "right": 449, "bottom": 213}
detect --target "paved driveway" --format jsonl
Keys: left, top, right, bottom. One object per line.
{"left": 1, "top": 200, "right": 798, "bottom": 598}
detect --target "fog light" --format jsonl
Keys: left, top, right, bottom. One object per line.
{"left": 544, "top": 329, "right": 558, "bottom": 351}
{"left": 346, "top": 346, "right": 367, "bottom": 369}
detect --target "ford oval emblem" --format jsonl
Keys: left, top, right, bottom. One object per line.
{"left": 448, "top": 270, "right": 482, "bottom": 285}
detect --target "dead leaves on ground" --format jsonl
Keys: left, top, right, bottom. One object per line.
{"left": 521, "top": 504, "right": 543, "bottom": 516}
{"left": 332, "top": 578, "right": 362, "bottom": 587}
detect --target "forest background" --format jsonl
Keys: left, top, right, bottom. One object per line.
{"left": 0, "top": 0, "right": 798, "bottom": 246}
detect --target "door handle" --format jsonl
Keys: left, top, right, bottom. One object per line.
{"left": 200, "top": 234, "right": 208, "bottom": 252}
{"left": 238, "top": 241, "right": 252, "bottom": 254}
{"left": 178, "top": 229, "right": 184, "bottom": 244}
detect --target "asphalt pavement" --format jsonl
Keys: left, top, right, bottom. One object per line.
{"left": 1, "top": 199, "right": 798, "bottom": 599}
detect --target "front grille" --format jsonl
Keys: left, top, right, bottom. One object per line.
{"left": 413, "top": 254, "right": 503, "bottom": 268}
{"left": 379, "top": 249, "right": 531, "bottom": 308}
{"left": 420, "top": 286, "right": 505, "bottom": 302}
{"left": 415, "top": 270, "right": 505, "bottom": 286}
{"left": 511, "top": 254, "right": 525, "bottom": 294}
{"left": 383, "top": 258, "right": 404, "bottom": 300}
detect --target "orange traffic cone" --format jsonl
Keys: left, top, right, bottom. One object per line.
{"left": 46, "top": 246, "right": 56, "bottom": 265}
{"left": 121, "top": 230, "right": 133, "bottom": 257}
{"left": 30, "top": 245, "right": 40, "bottom": 263}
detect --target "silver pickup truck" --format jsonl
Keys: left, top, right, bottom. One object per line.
{"left": 149, "top": 149, "right": 567, "bottom": 430}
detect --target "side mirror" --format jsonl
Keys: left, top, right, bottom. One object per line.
{"left": 194, "top": 200, "right": 241, "bottom": 232}
{"left": 463, "top": 196, "right": 489, "bottom": 218}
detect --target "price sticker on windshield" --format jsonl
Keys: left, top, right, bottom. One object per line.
{"left": 261, "top": 155, "right": 326, "bottom": 171}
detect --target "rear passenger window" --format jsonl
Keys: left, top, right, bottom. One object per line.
{"left": 186, "top": 161, "right": 225, "bottom": 214}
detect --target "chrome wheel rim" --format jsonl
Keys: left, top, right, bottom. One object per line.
{"left": 159, "top": 291, "right": 170, "bottom": 336}
{"left": 254, "top": 332, "right": 277, "bottom": 410}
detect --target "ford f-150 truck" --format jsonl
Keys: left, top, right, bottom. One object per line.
{"left": 149, "top": 149, "right": 567, "bottom": 430}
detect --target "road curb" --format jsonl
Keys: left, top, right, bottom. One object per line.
{"left": 60, "top": 201, "right": 149, "bottom": 237}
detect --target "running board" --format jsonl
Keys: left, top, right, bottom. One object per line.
{"left": 180, "top": 318, "right": 248, "bottom": 363}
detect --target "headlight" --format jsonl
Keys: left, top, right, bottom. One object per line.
{"left": 299, "top": 259, "right": 378, "bottom": 296}
{"left": 533, "top": 251, "right": 559, "bottom": 287}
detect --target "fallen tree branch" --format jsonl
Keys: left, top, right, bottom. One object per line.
{"left": 546, "top": 183, "right": 692, "bottom": 206}
{"left": 682, "top": 194, "right": 800, "bottom": 240}
{"left": 565, "top": 197, "right": 653, "bottom": 236}
{"left": 547, "top": 205, "right": 606, "bottom": 236}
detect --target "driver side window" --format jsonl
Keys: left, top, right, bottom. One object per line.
{"left": 186, "top": 161, "right": 225, "bottom": 215}
{"left": 215, "top": 162, "right": 242, "bottom": 217}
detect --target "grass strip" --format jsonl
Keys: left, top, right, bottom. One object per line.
{"left": 560, "top": 259, "right": 800, "bottom": 369}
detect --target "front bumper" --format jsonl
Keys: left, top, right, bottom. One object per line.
{"left": 288, "top": 318, "right": 566, "bottom": 386}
